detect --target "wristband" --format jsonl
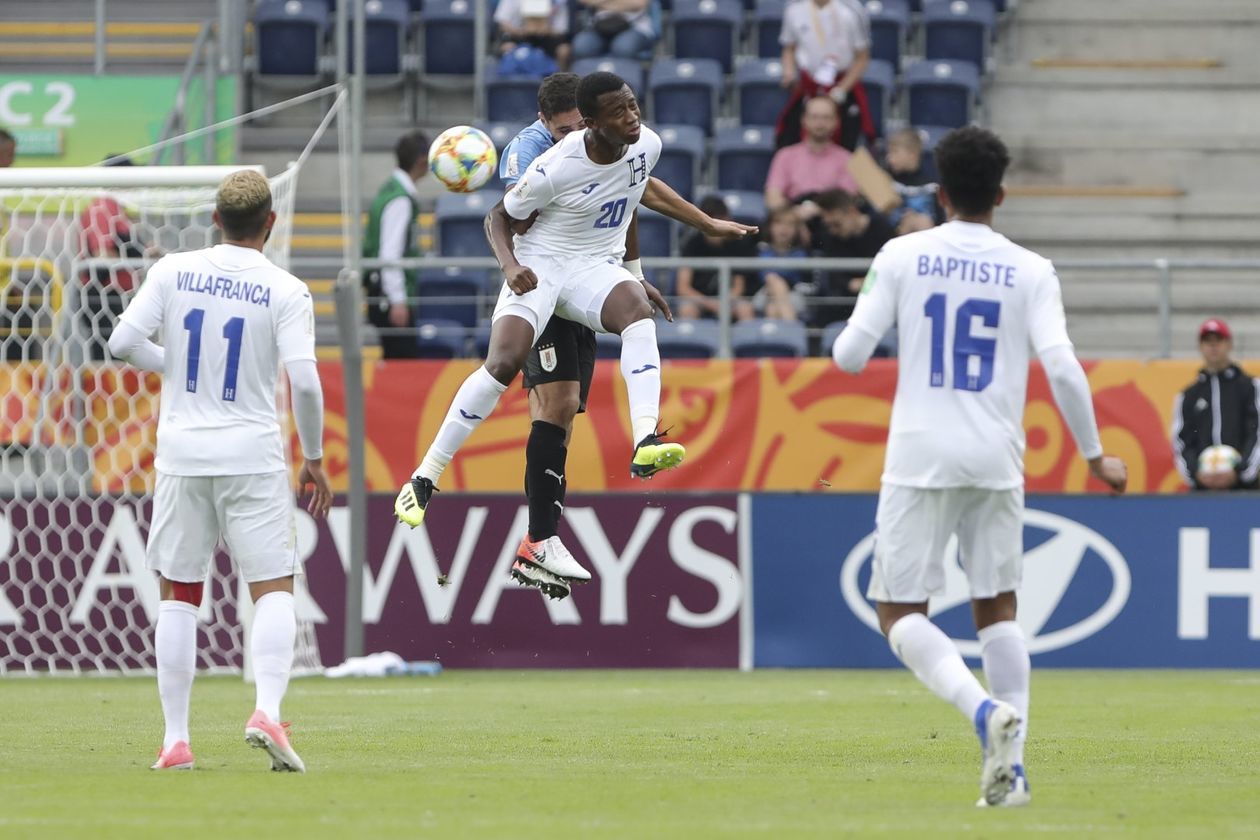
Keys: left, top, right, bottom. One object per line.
{"left": 624, "top": 258, "right": 645, "bottom": 281}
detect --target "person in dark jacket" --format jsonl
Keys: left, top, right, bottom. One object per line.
{"left": 1172, "top": 317, "right": 1260, "bottom": 490}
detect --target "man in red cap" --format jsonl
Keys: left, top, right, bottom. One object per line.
{"left": 1172, "top": 317, "right": 1259, "bottom": 490}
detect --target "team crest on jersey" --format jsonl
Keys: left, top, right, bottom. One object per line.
{"left": 506, "top": 152, "right": 519, "bottom": 178}
{"left": 861, "top": 269, "right": 878, "bottom": 294}
{"left": 539, "top": 344, "right": 558, "bottom": 372}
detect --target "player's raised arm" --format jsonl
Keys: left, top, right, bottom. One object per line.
{"left": 643, "top": 177, "right": 758, "bottom": 239}
{"left": 107, "top": 259, "right": 169, "bottom": 372}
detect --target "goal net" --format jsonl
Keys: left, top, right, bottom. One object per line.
{"left": 0, "top": 164, "right": 325, "bottom": 675}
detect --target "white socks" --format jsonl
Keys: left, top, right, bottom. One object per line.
{"left": 619, "top": 318, "right": 661, "bottom": 444}
{"left": 888, "top": 612, "right": 990, "bottom": 722}
{"left": 156, "top": 600, "right": 198, "bottom": 750}
{"left": 979, "top": 620, "right": 1030, "bottom": 764}
{"left": 251, "top": 590, "right": 296, "bottom": 721}
{"left": 415, "top": 365, "right": 508, "bottom": 484}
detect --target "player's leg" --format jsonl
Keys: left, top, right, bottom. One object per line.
{"left": 397, "top": 274, "right": 559, "bottom": 526}
{"left": 146, "top": 472, "right": 217, "bottom": 770}
{"left": 870, "top": 484, "right": 1020, "bottom": 805}
{"left": 219, "top": 472, "right": 306, "bottom": 772}
{"left": 568, "top": 265, "right": 684, "bottom": 478}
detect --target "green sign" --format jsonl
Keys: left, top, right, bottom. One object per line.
{"left": 0, "top": 74, "right": 236, "bottom": 167}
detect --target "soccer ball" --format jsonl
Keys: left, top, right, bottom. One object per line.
{"left": 428, "top": 126, "right": 497, "bottom": 193}
{"left": 1198, "top": 444, "right": 1241, "bottom": 476}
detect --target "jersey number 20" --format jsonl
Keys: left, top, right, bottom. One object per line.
{"left": 183, "top": 308, "right": 245, "bottom": 401}
{"left": 924, "top": 293, "right": 999, "bottom": 392}
{"left": 593, "top": 198, "right": 627, "bottom": 229}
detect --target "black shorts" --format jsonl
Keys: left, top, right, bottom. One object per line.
{"left": 522, "top": 316, "right": 597, "bottom": 413}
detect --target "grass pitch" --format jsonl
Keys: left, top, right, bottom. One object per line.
{"left": 2, "top": 670, "right": 1257, "bottom": 838}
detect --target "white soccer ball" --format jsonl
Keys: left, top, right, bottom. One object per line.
{"left": 1198, "top": 444, "right": 1241, "bottom": 476}
{"left": 428, "top": 126, "right": 498, "bottom": 193}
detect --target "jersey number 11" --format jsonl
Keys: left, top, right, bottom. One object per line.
{"left": 183, "top": 308, "right": 245, "bottom": 401}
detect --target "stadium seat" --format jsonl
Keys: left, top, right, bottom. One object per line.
{"left": 753, "top": 0, "right": 786, "bottom": 59}
{"left": 636, "top": 206, "right": 675, "bottom": 257}
{"left": 486, "top": 73, "right": 543, "bottom": 123}
{"left": 252, "top": 0, "right": 329, "bottom": 78}
{"left": 923, "top": 0, "right": 996, "bottom": 74}
{"left": 414, "top": 319, "right": 470, "bottom": 358}
{"left": 657, "top": 319, "right": 720, "bottom": 359}
{"left": 714, "top": 126, "right": 776, "bottom": 192}
{"left": 904, "top": 60, "right": 980, "bottom": 129}
{"left": 422, "top": 0, "right": 475, "bottom": 75}
{"left": 648, "top": 59, "right": 723, "bottom": 135}
{"left": 435, "top": 190, "right": 496, "bottom": 257}
{"left": 732, "top": 318, "right": 808, "bottom": 357}
{"left": 861, "top": 59, "right": 896, "bottom": 139}
{"left": 866, "top": 0, "right": 909, "bottom": 68}
{"left": 653, "top": 124, "right": 705, "bottom": 203}
{"left": 670, "top": 0, "right": 743, "bottom": 73}
{"left": 822, "top": 320, "right": 898, "bottom": 357}
{"left": 345, "top": 0, "right": 409, "bottom": 76}
{"left": 418, "top": 270, "right": 482, "bottom": 327}
{"left": 709, "top": 190, "right": 766, "bottom": 227}
{"left": 572, "top": 57, "right": 645, "bottom": 98}
{"left": 736, "top": 59, "right": 792, "bottom": 127}
{"left": 914, "top": 124, "right": 953, "bottom": 181}
{"left": 595, "top": 331, "right": 622, "bottom": 359}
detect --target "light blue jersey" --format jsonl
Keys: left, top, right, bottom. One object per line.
{"left": 499, "top": 120, "right": 554, "bottom": 186}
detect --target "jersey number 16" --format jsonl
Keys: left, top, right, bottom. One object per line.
{"left": 924, "top": 293, "right": 1000, "bottom": 393}
{"left": 183, "top": 308, "right": 245, "bottom": 402}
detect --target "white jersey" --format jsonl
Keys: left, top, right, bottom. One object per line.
{"left": 848, "top": 220, "right": 1072, "bottom": 489}
{"left": 502, "top": 126, "right": 662, "bottom": 260}
{"left": 118, "top": 243, "right": 317, "bottom": 476}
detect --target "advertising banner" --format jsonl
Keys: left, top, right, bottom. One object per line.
{"left": 751, "top": 494, "right": 1260, "bottom": 668}
{"left": 0, "top": 74, "right": 234, "bottom": 166}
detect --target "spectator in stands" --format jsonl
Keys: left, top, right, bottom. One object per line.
{"left": 676, "top": 195, "right": 760, "bottom": 322}
{"left": 495, "top": 0, "right": 572, "bottom": 72}
{"left": 363, "top": 129, "right": 429, "bottom": 360}
{"left": 811, "top": 188, "right": 894, "bottom": 324}
{"left": 777, "top": 0, "right": 874, "bottom": 152}
{"left": 765, "top": 96, "right": 859, "bottom": 232}
{"left": 571, "top": 0, "right": 658, "bottom": 60}
{"left": 882, "top": 127, "right": 943, "bottom": 235}
{"left": 1173, "top": 318, "right": 1260, "bottom": 490}
{"left": 0, "top": 129, "right": 14, "bottom": 167}
{"left": 754, "top": 206, "right": 809, "bottom": 321}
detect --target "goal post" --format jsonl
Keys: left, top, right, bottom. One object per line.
{"left": 0, "top": 163, "right": 323, "bottom": 676}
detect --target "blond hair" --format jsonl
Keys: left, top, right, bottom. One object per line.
{"left": 887, "top": 127, "right": 923, "bottom": 154}
{"left": 216, "top": 169, "right": 272, "bottom": 239}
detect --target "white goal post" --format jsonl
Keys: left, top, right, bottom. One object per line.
{"left": 0, "top": 163, "right": 323, "bottom": 675}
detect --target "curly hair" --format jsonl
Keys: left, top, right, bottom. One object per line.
{"left": 933, "top": 126, "right": 1010, "bottom": 216}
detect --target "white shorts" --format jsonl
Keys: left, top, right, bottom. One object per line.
{"left": 491, "top": 253, "right": 637, "bottom": 340}
{"left": 146, "top": 470, "right": 300, "bottom": 584}
{"left": 867, "top": 483, "right": 1023, "bottom": 603}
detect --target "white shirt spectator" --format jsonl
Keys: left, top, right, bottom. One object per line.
{"left": 495, "top": 0, "right": 570, "bottom": 35}
{"left": 780, "top": 0, "right": 870, "bottom": 83}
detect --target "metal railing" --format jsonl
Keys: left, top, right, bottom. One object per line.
{"left": 151, "top": 21, "right": 219, "bottom": 165}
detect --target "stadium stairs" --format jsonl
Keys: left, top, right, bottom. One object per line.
{"left": 989, "top": 0, "right": 1260, "bottom": 357}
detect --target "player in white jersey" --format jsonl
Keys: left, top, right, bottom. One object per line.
{"left": 831, "top": 127, "right": 1128, "bottom": 806}
{"left": 394, "top": 71, "right": 754, "bottom": 585}
{"left": 108, "top": 170, "right": 331, "bottom": 773}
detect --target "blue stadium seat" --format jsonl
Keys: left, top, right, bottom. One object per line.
{"left": 736, "top": 58, "right": 792, "bottom": 126}
{"left": 657, "top": 319, "right": 720, "bottom": 359}
{"left": 822, "top": 320, "right": 898, "bottom": 358}
{"left": 753, "top": 0, "right": 786, "bottom": 59}
{"left": 636, "top": 206, "right": 675, "bottom": 258}
{"left": 648, "top": 59, "right": 723, "bottom": 135}
{"left": 671, "top": 0, "right": 743, "bottom": 73}
{"left": 417, "top": 270, "right": 482, "bottom": 327}
{"left": 572, "top": 57, "right": 645, "bottom": 98}
{"left": 435, "top": 190, "right": 496, "bottom": 257}
{"left": 253, "top": 0, "right": 328, "bottom": 77}
{"left": 414, "top": 319, "right": 470, "bottom": 358}
{"left": 866, "top": 0, "right": 909, "bottom": 68}
{"left": 714, "top": 125, "right": 776, "bottom": 192}
{"left": 861, "top": 59, "right": 896, "bottom": 139}
{"left": 422, "top": 0, "right": 475, "bottom": 75}
{"left": 486, "top": 73, "right": 542, "bottom": 123}
{"left": 904, "top": 60, "right": 980, "bottom": 128}
{"left": 653, "top": 124, "right": 705, "bottom": 203}
{"left": 345, "top": 0, "right": 409, "bottom": 76}
{"left": 595, "top": 331, "right": 622, "bottom": 359}
{"left": 709, "top": 190, "right": 766, "bottom": 227}
{"left": 923, "top": 0, "right": 996, "bottom": 74}
{"left": 732, "top": 318, "right": 808, "bottom": 357}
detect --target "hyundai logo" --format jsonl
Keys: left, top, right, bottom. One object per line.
{"left": 839, "top": 509, "right": 1131, "bottom": 656}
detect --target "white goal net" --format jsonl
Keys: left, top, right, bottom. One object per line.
{"left": 0, "top": 164, "right": 324, "bottom": 675}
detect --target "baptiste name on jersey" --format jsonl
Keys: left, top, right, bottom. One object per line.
{"left": 176, "top": 271, "right": 273, "bottom": 307}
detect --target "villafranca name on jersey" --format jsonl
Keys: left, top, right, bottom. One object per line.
{"left": 176, "top": 271, "right": 273, "bottom": 307}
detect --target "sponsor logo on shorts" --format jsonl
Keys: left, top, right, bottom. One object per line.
{"left": 838, "top": 509, "right": 1131, "bottom": 656}
{"left": 540, "top": 344, "right": 557, "bottom": 372}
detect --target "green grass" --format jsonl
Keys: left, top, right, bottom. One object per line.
{"left": 2, "top": 670, "right": 1258, "bottom": 838}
